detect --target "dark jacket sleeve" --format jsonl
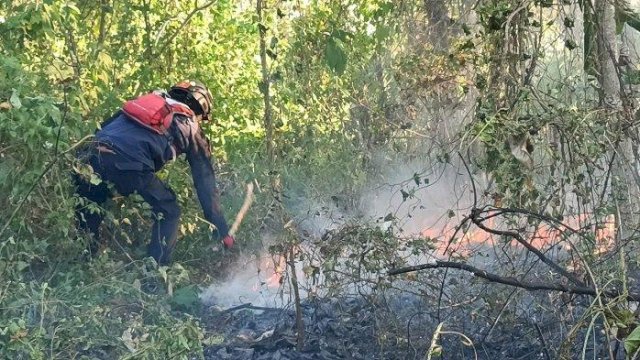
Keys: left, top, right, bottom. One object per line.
{"left": 172, "top": 117, "right": 230, "bottom": 238}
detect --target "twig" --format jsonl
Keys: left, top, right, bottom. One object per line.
{"left": 534, "top": 322, "right": 552, "bottom": 360}
{"left": 0, "top": 135, "right": 93, "bottom": 239}
{"left": 257, "top": 0, "right": 274, "bottom": 162}
{"left": 472, "top": 206, "right": 597, "bottom": 275}
{"left": 458, "top": 154, "right": 586, "bottom": 287}
{"left": 458, "top": 152, "right": 477, "bottom": 209}
{"left": 436, "top": 266, "right": 449, "bottom": 324}
{"left": 503, "top": 1, "right": 531, "bottom": 53}
{"left": 434, "top": 154, "right": 475, "bottom": 323}
{"left": 288, "top": 246, "right": 305, "bottom": 351}
{"left": 407, "top": 311, "right": 425, "bottom": 359}
{"left": 438, "top": 330, "right": 478, "bottom": 360}
{"left": 470, "top": 210, "right": 585, "bottom": 286}
{"left": 481, "top": 288, "right": 519, "bottom": 342}
{"left": 54, "top": 86, "right": 69, "bottom": 159}
{"left": 426, "top": 322, "right": 444, "bottom": 360}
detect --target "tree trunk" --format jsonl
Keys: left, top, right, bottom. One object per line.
{"left": 595, "top": 0, "right": 622, "bottom": 108}
{"left": 594, "top": 2, "right": 640, "bottom": 322}
{"left": 257, "top": 0, "right": 274, "bottom": 163}
{"left": 424, "top": 0, "right": 451, "bottom": 50}
{"left": 594, "top": 0, "right": 637, "bottom": 239}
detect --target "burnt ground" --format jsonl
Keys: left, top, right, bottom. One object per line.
{"left": 199, "top": 242, "right": 640, "bottom": 360}
{"left": 201, "top": 289, "right": 619, "bottom": 360}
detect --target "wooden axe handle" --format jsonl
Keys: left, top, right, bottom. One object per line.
{"left": 229, "top": 182, "right": 254, "bottom": 236}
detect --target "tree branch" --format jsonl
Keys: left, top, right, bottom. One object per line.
{"left": 388, "top": 260, "right": 637, "bottom": 301}
{"left": 470, "top": 208, "right": 586, "bottom": 287}
{"left": 157, "top": 0, "right": 218, "bottom": 53}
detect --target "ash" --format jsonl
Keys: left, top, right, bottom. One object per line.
{"left": 201, "top": 288, "right": 616, "bottom": 360}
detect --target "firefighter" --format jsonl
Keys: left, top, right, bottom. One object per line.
{"left": 74, "top": 80, "right": 234, "bottom": 265}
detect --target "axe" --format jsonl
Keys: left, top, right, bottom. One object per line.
{"left": 228, "top": 182, "right": 255, "bottom": 237}
{"left": 203, "top": 182, "right": 255, "bottom": 250}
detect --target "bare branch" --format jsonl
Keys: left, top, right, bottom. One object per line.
{"left": 388, "top": 260, "right": 636, "bottom": 301}
{"left": 470, "top": 208, "right": 586, "bottom": 286}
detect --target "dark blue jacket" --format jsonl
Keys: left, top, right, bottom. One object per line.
{"left": 96, "top": 111, "right": 230, "bottom": 237}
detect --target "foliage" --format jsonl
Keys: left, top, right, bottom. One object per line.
{"left": 3, "top": 0, "right": 640, "bottom": 358}
{"left": 0, "top": 0, "right": 402, "bottom": 358}
{"left": 0, "top": 258, "right": 204, "bottom": 359}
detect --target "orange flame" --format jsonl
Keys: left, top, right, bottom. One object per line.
{"left": 254, "top": 256, "right": 287, "bottom": 291}
{"left": 422, "top": 214, "right": 616, "bottom": 258}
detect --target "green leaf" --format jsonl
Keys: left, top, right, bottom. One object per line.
{"left": 375, "top": 25, "right": 391, "bottom": 41}
{"left": 258, "top": 80, "right": 268, "bottom": 95}
{"left": 97, "top": 52, "right": 113, "bottom": 67}
{"left": 89, "top": 173, "right": 102, "bottom": 185}
{"left": 563, "top": 17, "right": 574, "bottom": 28}
{"left": 332, "top": 29, "right": 352, "bottom": 41}
{"left": 9, "top": 90, "right": 21, "bottom": 109}
{"left": 616, "top": 3, "right": 640, "bottom": 33}
{"left": 15, "top": 261, "right": 29, "bottom": 272}
{"left": 625, "top": 326, "right": 640, "bottom": 356}
{"left": 325, "top": 39, "right": 347, "bottom": 75}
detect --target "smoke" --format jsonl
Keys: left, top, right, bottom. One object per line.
{"left": 199, "top": 157, "right": 487, "bottom": 309}
{"left": 200, "top": 85, "right": 482, "bottom": 309}
{"left": 359, "top": 157, "right": 482, "bottom": 238}
{"left": 199, "top": 242, "right": 289, "bottom": 308}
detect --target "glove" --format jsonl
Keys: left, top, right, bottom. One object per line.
{"left": 222, "top": 235, "right": 235, "bottom": 249}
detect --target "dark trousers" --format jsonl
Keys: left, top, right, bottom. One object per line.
{"left": 74, "top": 150, "right": 180, "bottom": 265}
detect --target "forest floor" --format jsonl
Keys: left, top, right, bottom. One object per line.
{"left": 198, "top": 289, "right": 616, "bottom": 359}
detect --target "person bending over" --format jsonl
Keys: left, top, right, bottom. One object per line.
{"left": 74, "top": 80, "right": 234, "bottom": 264}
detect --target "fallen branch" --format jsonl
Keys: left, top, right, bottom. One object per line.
{"left": 388, "top": 260, "right": 638, "bottom": 301}
{"left": 217, "top": 303, "right": 281, "bottom": 315}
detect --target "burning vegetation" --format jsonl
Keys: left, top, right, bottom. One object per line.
{"left": 198, "top": 194, "right": 630, "bottom": 359}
